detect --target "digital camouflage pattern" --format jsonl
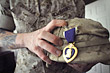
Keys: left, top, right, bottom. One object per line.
{"left": 1, "top": 0, "right": 109, "bottom": 73}
{"left": 6, "top": 0, "right": 85, "bottom": 73}
{"left": 50, "top": 18, "right": 110, "bottom": 64}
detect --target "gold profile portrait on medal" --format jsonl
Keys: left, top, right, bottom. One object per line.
{"left": 63, "top": 43, "right": 78, "bottom": 63}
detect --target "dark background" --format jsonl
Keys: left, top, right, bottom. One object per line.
{"left": 84, "top": 0, "right": 97, "bottom": 5}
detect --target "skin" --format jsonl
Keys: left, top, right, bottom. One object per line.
{"left": 0, "top": 20, "right": 67, "bottom": 64}
{"left": 0, "top": 19, "right": 96, "bottom": 72}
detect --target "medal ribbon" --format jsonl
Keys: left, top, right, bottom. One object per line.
{"left": 64, "top": 28, "right": 76, "bottom": 43}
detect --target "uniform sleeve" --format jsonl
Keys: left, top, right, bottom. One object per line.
{"left": 0, "top": 0, "right": 15, "bottom": 31}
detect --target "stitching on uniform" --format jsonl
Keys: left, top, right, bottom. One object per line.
{"left": 37, "top": 0, "right": 41, "bottom": 16}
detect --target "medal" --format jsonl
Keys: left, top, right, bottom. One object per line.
{"left": 63, "top": 28, "right": 78, "bottom": 63}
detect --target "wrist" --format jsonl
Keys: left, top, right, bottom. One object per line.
{"left": 16, "top": 33, "right": 28, "bottom": 48}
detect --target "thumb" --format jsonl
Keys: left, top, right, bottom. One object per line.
{"left": 45, "top": 20, "right": 67, "bottom": 32}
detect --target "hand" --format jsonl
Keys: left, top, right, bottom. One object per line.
{"left": 68, "top": 63, "right": 96, "bottom": 72}
{"left": 17, "top": 20, "right": 67, "bottom": 64}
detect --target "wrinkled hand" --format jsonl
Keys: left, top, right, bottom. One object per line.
{"left": 22, "top": 20, "right": 67, "bottom": 64}
{"left": 68, "top": 63, "right": 96, "bottom": 72}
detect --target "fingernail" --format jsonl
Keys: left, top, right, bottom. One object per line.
{"left": 47, "top": 59, "right": 52, "bottom": 64}
{"left": 59, "top": 40, "right": 63, "bottom": 46}
{"left": 56, "top": 50, "right": 61, "bottom": 56}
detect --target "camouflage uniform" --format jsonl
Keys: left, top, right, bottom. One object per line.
{"left": 50, "top": 18, "right": 110, "bottom": 64}
{"left": 0, "top": 0, "right": 85, "bottom": 73}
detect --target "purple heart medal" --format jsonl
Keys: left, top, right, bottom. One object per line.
{"left": 63, "top": 28, "right": 78, "bottom": 63}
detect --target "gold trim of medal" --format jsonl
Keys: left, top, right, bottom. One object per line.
{"left": 63, "top": 43, "right": 78, "bottom": 63}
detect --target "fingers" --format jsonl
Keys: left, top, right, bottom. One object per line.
{"left": 28, "top": 19, "right": 66, "bottom": 64}
{"left": 33, "top": 46, "right": 52, "bottom": 64}
{"left": 45, "top": 20, "right": 67, "bottom": 32}
{"left": 39, "top": 31, "right": 63, "bottom": 46}
{"left": 38, "top": 40, "right": 61, "bottom": 56}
